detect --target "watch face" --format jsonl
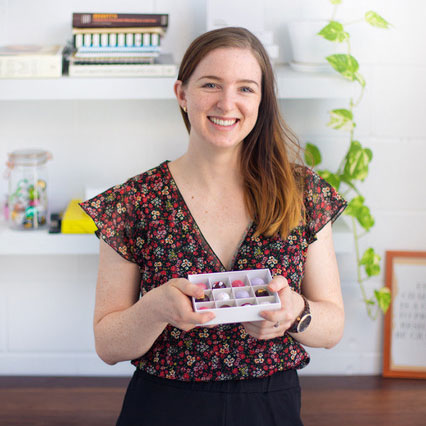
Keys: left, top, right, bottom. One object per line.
{"left": 297, "top": 314, "right": 312, "bottom": 333}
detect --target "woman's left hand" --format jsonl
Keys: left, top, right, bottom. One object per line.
{"left": 241, "top": 276, "right": 305, "bottom": 340}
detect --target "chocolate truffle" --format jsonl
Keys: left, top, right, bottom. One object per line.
{"left": 212, "top": 281, "right": 227, "bottom": 289}
{"left": 255, "top": 288, "right": 269, "bottom": 297}
{"left": 235, "top": 289, "right": 250, "bottom": 299}
{"left": 215, "top": 292, "right": 230, "bottom": 301}
{"left": 251, "top": 277, "right": 265, "bottom": 286}
{"left": 220, "top": 304, "right": 231, "bottom": 308}
{"left": 196, "top": 282, "right": 208, "bottom": 290}
{"left": 231, "top": 279, "right": 245, "bottom": 287}
{"left": 195, "top": 294, "right": 209, "bottom": 302}
{"left": 241, "top": 303, "right": 253, "bottom": 306}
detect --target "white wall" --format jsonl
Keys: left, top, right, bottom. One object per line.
{"left": 0, "top": 0, "right": 425, "bottom": 376}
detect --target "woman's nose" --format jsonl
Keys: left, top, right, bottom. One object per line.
{"left": 216, "top": 88, "right": 236, "bottom": 112}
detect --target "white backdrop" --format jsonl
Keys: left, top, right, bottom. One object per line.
{"left": 0, "top": 0, "right": 425, "bottom": 376}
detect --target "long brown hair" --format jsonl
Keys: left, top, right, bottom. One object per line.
{"left": 178, "top": 27, "right": 305, "bottom": 238}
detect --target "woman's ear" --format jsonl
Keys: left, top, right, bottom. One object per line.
{"left": 174, "top": 80, "right": 186, "bottom": 110}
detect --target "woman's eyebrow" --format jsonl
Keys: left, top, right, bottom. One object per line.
{"left": 197, "top": 75, "right": 259, "bottom": 87}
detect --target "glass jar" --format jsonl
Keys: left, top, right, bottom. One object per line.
{"left": 6, "top": 149, "right": 52, "bottom": 230}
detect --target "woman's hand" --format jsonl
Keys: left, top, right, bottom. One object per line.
{"left": 241, "top": 276, "right": 305, "bottom": 340}
{"left": 150, "top": 278, "right": 215, "bottom": 332}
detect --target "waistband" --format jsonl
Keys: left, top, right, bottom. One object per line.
{"left": 133, "top": 368, "right": 300, "bottom": 394}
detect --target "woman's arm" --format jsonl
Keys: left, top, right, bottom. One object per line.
{"left": 288, "top": 221, "right": 344, "bottom": 348}
{"left": 244, "top": 222, "right": 345, "bottom": 349}
{"left": 93, "top": 239, "right": 215, "bottom": 365}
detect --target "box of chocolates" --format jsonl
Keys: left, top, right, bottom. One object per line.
{"left": 189, "top": 269, "right": 281, "bottom": 326}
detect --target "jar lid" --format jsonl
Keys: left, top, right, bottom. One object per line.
{"left": 8, "top": 149, "right": 52, "bottom": 167}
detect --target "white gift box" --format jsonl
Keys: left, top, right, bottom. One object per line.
{"left": 189, "top": 269, "right": 281, "bottom": 326}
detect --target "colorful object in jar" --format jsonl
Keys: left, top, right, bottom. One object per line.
{"left": 231, "top": 279, "right": 245, "bottom": 287}
{"left": 9, "top": 178, "right": 48, "bottom": 229}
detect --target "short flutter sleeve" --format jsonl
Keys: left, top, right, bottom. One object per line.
{"left": 304, "top": 168, "right": 347, "bottom": 244}
{"left": 79, "top": 179, "right": 139, "bottom": 263}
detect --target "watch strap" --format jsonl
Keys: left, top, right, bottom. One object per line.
{"left": 288, "top": 294, "right": 311, "bottom": 333}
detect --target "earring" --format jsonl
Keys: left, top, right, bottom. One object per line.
{"left": 183, "top": 106, "right": 187, "bottom": 113}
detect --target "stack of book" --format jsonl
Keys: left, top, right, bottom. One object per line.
{"left": 0, "top": 45, "right": 63, "bottom": 79}
{"left": 67, "top": 12, "right": 177, "bottom": 78}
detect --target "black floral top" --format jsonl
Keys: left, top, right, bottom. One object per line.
{"left": 80, "top": 161, "right": 347, "bottom": 381}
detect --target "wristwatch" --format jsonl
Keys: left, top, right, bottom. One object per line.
{"left": 288, "top": 294, "right": 312, "bottom": 333}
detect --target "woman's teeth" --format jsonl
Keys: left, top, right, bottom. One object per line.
{"left": 209, "top": 117, "right": 238, "bottom": 126}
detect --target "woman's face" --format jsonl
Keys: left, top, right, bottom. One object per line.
{"left": 176, "top": 48, "right": 262, "bottom": 152}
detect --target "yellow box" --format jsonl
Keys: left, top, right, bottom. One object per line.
{"left": 61, "top": 199, "right": 98, "bottom": 234}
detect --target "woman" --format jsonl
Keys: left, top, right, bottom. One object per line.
{"left": 80, "top": 27, "right": 346, "bottom": 426}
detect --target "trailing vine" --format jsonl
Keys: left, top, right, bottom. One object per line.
{"left": 304, "top": 0, "right": 392, "bottom": 319}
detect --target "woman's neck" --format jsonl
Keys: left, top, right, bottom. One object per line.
{"left": 170, "top": 143, "right": 244, "bottom": 193}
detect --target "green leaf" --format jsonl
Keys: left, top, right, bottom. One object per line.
{"left": 365, "top": 148, "right": 373, "bottom": 162}
{"left": 327, "top": 109, "right": 354, "bottom": 131}
{"left": 355, "top": 72, "right": 366, "bottom": 88}
{"left": 365, "top": 11, "right": 391, "bottom": 29}
{"left": 304, "top": 143, "right": 322, "bottom": 167}
{"left": 317, "top": 170, "right": 341, "bottom": 191}
{"left": 343, "top": 141, "right": 372, "bottom": 181}
{"left": 374, "top": 287, "right": 391, "bottom": 313}
{"left": 345, "top": 195, "right": 375, "bottom": 231}
{"left": 326, "top": 54, "right": 359, "bottom": 81}
{"left": 360, "top": 247, "right": 381, "bottom": 277}
{"left": 318, "top": 21, "right": 349, "bottom": 42}
{"left": 340, "top": 175, "right": 361, "bottom": 196}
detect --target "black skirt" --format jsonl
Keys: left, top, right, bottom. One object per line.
{"left": 116, "top": 368, "right": 303, "bottom": 426}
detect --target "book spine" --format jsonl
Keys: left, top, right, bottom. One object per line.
{"left": 73, "top": 31, "right": 162, "bottom": 49}
{"left": 72, "top": 13, "right": 168, "bottom": 28}
{"left": 76, "top": 46, "right": 160, "bottom": 54}
{"left": 0, "top": 55, "right": 62, "bottom": 79}
{"left": 72, "top": 27, "right": 165, "bottom": 35}
{"left": 68, "top": 63, "right": 177, "bottom": 78}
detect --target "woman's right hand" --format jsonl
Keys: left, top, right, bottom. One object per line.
{"left": 150, "top": 278, "right": 216, "bottom": 332}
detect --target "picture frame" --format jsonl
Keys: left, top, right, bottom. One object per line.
{"left": 383, "top": 251, "right": 426, "bottom": 379}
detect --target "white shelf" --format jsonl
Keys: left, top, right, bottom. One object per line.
{"left": 0, "top": 65, "right": 354, "bottom": 101}
{"left": 0, "top": 218, "right": 352, "bottom": 256}
{"left": 0, "top": 223, "right": 99, "bottom": 255}
{"left": 275, "top": 66, "right": 355, "bottom": 99}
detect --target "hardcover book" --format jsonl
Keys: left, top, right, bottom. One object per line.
{"left": 68, "top": 53, "right": 176, "bottom": 78}
{"left": 72, "top": 13, "right": 168, "bottom": 28}
{"left": 0, "top": 45, "right": 63, "bottom": 79}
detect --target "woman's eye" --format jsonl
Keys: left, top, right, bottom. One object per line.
{"left": 241, "top": 86, "right": 254, "bottom": 93}
{"left": 203, "top": 82, "right": 216, "bottom": 89}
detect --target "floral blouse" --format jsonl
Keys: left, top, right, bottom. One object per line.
{"left": 80, "top": 161, "right": 347, "bottom": 382}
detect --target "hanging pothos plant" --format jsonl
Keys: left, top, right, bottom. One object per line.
{"left": 304, "top": 0, "right": 392, "bottom": 319}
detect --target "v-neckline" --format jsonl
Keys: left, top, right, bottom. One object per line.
{"left": 163, "top": 161, "right": 253, "bottom": 271}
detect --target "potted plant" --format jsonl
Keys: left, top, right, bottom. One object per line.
{"left": 300, "top": 0, "right": 392, "bottom": 319}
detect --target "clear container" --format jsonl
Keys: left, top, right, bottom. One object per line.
{"left": 6, "top": 149, "right": 52, "bottom": 230}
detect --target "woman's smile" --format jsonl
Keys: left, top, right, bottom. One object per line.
{"left": 208, "top": 116, "right": 240, "bottom": 128}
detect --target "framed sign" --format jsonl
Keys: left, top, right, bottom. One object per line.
{"left": 383, "top": 251, "right": 426, "bottom": 378}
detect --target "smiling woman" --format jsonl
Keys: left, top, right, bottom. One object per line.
{"left": 174, "top": 47, "right": 262, "bottom": 154}
{"left": 79, "top": 26, "right": 347, "bottom": 426}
